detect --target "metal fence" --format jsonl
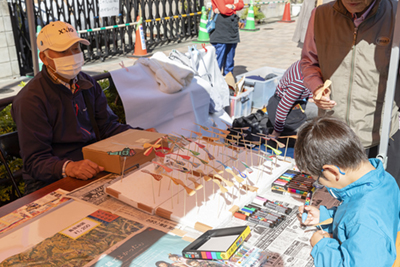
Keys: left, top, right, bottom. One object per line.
{"left": 7, "top": 0, "right": 203, "bottom": 76}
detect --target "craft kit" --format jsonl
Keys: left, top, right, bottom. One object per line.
{"left": 104, "top": 124, "right": 295, "bottom": 231}
{"left": 82, "top": 129, "right": 166, "bottom": 174}
{"left": 182, "top": 226, "right": 251, "bottom": 260}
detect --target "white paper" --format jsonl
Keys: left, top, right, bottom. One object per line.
{"left": 198, "top": 235, "right": 239, "bottom": 251}
{"left": 99, "top": 0, "right": 119, "bottom": 17}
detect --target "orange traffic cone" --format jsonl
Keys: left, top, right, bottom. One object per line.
{"left": 278, "top": 2, "right": 295, "bottom": 23}
{"left": 128, "top": 16, "right": 153, "bottom": 58}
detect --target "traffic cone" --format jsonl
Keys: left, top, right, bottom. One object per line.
{"left": 193, "top": 6, "right": 210, "bottom": 43}
{"left": 278, "top": 2, "right": 295, "bottom": 23}
{"left": 128, "top": 16, "right": 153, "bottom": 58}
{"left": 241, "top": 1, "right": 260, "bottom": 32}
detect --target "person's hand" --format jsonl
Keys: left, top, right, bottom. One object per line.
{"left": 214, "top": 8, "right": 220, "bottom": 14}
{"left": 298, "top": 205, "right": 320, "bottom": 226}
{"left": 145, "top": 127, "right": 158, "bottom": 132}
{"left": 310, "top": 230, "right": 330, "bottom": 247}
{"left": 313, "top": 86, "right": 336, "bottom": 110}
{"left": 225, "top": 4, "right": 235, "bottom": 9}
{"left": 65, "top": 159, "right": 104, "bottom": 180}
{"left": 268, "top": 130, "right": 281, "bottom": 140}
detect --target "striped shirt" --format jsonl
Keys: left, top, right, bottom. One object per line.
{"left": 273, "top": 60, "right": 312, "bottom": 133}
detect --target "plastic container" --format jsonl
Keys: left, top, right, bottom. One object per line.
{"left": 236, "top": 66, "right": 285, "bottom": 109}
{"left": 227, "top": 87, "right": 254, "bottom": 119}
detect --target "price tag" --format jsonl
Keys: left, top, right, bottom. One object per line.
{"left": 60, "top": 218, "right": 101, "bottom": 239}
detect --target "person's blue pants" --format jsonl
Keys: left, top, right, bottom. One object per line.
{"left": 212, "top": 43, "right": 237, "bottom": 76}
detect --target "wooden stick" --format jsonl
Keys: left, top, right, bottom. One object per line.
{"left": 171, "top": 181, "right": 174, "bottom": 209}
{"left": 284, "top": 137, "right": 290, "bottom": 161}
{"left": 184, "top": 188, "right": 187, "bottom": 217}
{"left": 210, "top": 125, "right": 230, "bottom": 135}
{"left": 151, "top": 176, "right": 155, "bottom": 204}
{"left": 119, "top": 156, "right": 127, "bottom": 182}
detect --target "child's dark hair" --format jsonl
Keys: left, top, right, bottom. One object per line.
{"left": 294, "top": 116, "right": 368, "bottom": 176}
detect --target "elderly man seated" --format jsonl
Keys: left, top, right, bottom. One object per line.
{"left": 12, "top": 21, "right": 140, "bottom": 194}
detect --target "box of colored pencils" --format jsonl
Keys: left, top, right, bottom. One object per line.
{"left": 182, "top": 226, "right": 251, "bottom": 260}
{"left": 271, "top": 170, "right": 314, "bottom": 199}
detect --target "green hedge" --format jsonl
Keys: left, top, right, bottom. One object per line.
{"left": 0, "top": 104, "right": 24, "bottom": 204}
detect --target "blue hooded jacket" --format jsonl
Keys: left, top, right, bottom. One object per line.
{"left": 312, "top": 158, "right": 400, "bottom": 266}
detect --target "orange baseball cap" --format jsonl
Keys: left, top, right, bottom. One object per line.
{"left": 37, "top": 21, "right": 90, "bottom": 52}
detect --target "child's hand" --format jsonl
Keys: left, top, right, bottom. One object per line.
{"left": 310, "top": 230, "right": 331, "bottom": 247}
{"left": 298, "top": 205, "right": 320, "bottom": 225}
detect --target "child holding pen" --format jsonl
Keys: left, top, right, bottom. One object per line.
{"left": 294, "top": 116, "right": 400, "bottom": 266}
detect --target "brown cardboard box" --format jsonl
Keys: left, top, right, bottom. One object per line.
{"left": 225, "top": 72, "right": 245, "bottom": 96}
{"left": 82, "top": 129, "right": 166, "bottom": 174}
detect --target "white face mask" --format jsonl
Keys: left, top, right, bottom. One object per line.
{"left": 46, "top": 52, "right": 84, "bottom": 80}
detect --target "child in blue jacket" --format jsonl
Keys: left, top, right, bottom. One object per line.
{"left": 294, "top": 116, "right": 400, "bottom": 266}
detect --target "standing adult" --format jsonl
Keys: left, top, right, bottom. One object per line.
{"left": 210, "top": 0, "right": 244, "bottom": 76}
{"left": 300, "top": 0, "right": 400, "bottom": 185}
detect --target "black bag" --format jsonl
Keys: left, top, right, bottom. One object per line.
{"left": 226, "top": 110, "right": 270, "bottom": 147}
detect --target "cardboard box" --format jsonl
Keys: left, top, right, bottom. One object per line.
{"left": 82, "top": 129, "right": 166, "bottom": 174}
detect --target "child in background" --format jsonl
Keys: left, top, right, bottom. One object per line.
{"left": 294, "top": 116, "right": 400, "bottom": 266}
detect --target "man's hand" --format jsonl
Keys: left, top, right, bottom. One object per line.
{"left": 268, "top": 130, "right": 281, "bottom": 140}
{"left": 298, "top": 205, "right": 320, "bottom": 226}
{"left": 65, "top": 159, "right": 104, "bottom": 180}
{"left": 313, "top": 86, "right": 336, "bottom": 110}
{"left": 145, "top": 127, "right": 158, "bottom": 132}
{"left": 310, "top": 230, "right": 331, "bottom": 247}
{"left": 214, "top": 8, "right": 220, "bottom": 14}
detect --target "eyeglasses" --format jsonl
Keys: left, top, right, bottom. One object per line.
{"left": 316, "top": 172, "right": 324, "bottom": 184}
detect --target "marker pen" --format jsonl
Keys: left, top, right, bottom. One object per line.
{"left": 243, "top": 205, "right": 258, "bottom": 211}
{"left": 264, "top": 202, "right": 288, "bottom": 214}
{"left": 273, "top": 180, "right": 288, "bottom": 186}
{"left": 264, "top": 200, "right": 293, "bottom": 214}
{"left": 246, "top": 204, "right": 262, "bottom": 210}
{"left": 238, "top": 209, "right": 252, "bottom": 216}
{"left": 240, "top": 207, "right": 255, "bottom": 214}
{"left": 271, "top": 186, "right": 287, "bottom": 195}
{"left": 277, "top": 178, "right": 292, "bottom": 183}
{"left": 255, "top": 210, "right": 284, "bottom": 221}
{"left": 234, "top": 212, "right": 275, "bottom": 228}
{"left": 253, "top": 198, "right": 265, "bottom": 206}
{"left": 250, "top": 214, "right": 276, "bottom": 227}
{"left": 290, "top": 180, "right": 314, "bottom": 186}
{"left": 254, "top": 212, "right": 282, "bottom": 224}
{"left": 256, "top": 196, "right": 268, "bottom": 202}
{"left": 302, "top": 191, "right": 313, "bottom": 223}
